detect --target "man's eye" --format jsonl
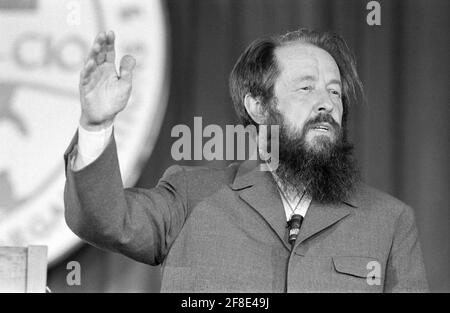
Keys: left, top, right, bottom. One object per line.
{"left": 330, "top": 89, "right": 341, "bottom": 97}
{"left": 298, "top": 86, "right": 313, "bottom": 92}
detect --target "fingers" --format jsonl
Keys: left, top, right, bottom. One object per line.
{"left": 80, "top": 58, "right": 96, "bottom": 86}
{"left": 86, "top": 32, "right": 105, "bottom": 64}
{"left": 80, "top": 30, "right": 121, "bottom": 87}
{"left": 105, "top": 30, "right": 116, "bottom": 63}
{"left": 119, "top": 55, "right": 136, "bottom": 82}
{"left": 81, "top": 30, "right": 117, "bottom": 85}
{"left": 86, "top": 31, "right": 116, "bottom": 66}
{"left": 95, "top": 32, "right": 107, "bottom": 64}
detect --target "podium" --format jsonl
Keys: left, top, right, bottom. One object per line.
{"left": 0, "top": 246, "right": 48, "bottom": 293}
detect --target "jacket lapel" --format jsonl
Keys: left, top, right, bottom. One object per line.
{"left": 293, "top": 200, "right": 353, "bottom": 250}
{"left": 231, "top": 161, "right": 290, "bottom": 250}
{"left": 231, "top": 161, "right": 358, "bottom": 251}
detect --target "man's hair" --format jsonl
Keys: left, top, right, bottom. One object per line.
{"left": 229, "top": 28, "right": 365, "bottom": 128}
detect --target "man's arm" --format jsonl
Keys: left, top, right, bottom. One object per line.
{"left": 63, "top": 31, "right": 188, "bottom": 265}
{"left": 64, "top": 130, "right": 189, "bottom": 265}
{"left": 384, "top": 205, "right": 429, "bottom": 292}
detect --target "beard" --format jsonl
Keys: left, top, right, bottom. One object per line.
{"left": 265, "top": 106, "right": 360, "bottom": 204}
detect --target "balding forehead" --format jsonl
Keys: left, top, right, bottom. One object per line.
{"left": 275, "top": 42, "right": 340, "bottom": 74}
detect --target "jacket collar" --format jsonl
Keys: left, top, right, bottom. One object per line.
{"left": 231, "top": 160, "right": 290, "bottom": 249}
{"left": 230, "top": 160, "right": 358, "bottom": 250}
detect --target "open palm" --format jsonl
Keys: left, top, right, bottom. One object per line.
{"left": 79, "top": 31, "right": 136, "bottom": 130}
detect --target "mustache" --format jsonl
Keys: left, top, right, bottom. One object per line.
{"left": 304, "top": 114, "right": 340, "bottom": 133}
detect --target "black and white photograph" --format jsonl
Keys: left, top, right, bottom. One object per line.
{"left": 0, "top": 0, "right": 448, "bottom": 298}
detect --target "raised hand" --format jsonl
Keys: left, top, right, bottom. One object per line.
{"left": 79, "top": 31, "right": 136, "bottom": 131}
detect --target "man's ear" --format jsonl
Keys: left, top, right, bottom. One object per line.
{"left": 244, "top": 94, "right": 267, "bottom": 125}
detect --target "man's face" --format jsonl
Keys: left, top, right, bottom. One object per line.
{"left": 272, "top": 42, "right": 343, "bottom": 153}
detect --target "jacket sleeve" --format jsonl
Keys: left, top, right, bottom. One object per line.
{"left": 63, "top": 131, "right": 188, "bottom": 266}
{"left": 384, "top": 204, "right": 429, "bottom": 292}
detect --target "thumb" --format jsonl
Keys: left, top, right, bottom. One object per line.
{"left": 119, "top": 55, "right": 136, "bottom": 82}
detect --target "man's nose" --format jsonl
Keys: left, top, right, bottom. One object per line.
{"left": 315, "top": 91, "right": 334, "bottom": 113}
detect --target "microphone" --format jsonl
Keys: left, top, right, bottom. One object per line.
{"left": 287, "top": 214, "right": 304, "bottom": 248}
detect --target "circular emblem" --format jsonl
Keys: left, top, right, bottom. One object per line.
{"left": 0, "top": 0, "right": 169, "bottom": 264}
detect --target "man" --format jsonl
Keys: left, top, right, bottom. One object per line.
{"left": 64, "top": 29, "right": 428, "bottom": 292}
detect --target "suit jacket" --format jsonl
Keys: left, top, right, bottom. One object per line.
{"left": 63, "top": 132, "right": 428, "bottom": 292}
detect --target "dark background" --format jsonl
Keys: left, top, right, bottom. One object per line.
{"left": 48, "top": 0, "right": 449, "bottom": 292}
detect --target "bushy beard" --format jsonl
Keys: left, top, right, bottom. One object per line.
{"left": 266, "top": 107, "right": 360, "bottom": 204}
